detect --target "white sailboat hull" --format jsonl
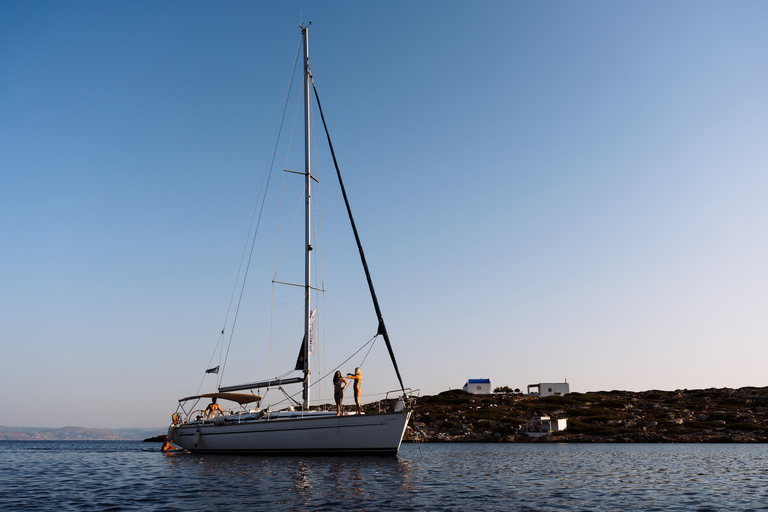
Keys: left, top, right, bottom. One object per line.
{"left": 169, "top": 410, "right": 411, "bottom": 455}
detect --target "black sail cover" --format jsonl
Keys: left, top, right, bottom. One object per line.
{"left": 311, "top": 82, "right": 407, "bottom": 395}
{"left": 294, "top": 335, "right": 307, "bottom": 371}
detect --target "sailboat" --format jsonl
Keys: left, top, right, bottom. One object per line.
{"left": 167, "top": 25, "right": 413, "bottom": 455}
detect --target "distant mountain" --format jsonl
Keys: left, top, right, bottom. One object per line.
{"left": 0, "top": 426, "right": 166, "bottom": 441}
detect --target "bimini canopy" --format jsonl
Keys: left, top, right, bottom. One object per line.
{"left": 178, "top": 392, "right": 262, "bottom": 405}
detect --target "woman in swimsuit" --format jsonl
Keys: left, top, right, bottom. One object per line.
{"left": 333, "top": 371, "right": 348, "bottom": 416}
{"left": 161, "top": 436, "right": 180, "bottom": 452}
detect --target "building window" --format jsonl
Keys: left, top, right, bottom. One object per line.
{"left": 477, "top": 386, "right": 482, "bottom": 391}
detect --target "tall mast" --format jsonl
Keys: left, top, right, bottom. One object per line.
{"left": 301, "top": 24, "right": 311, "bottom": 411}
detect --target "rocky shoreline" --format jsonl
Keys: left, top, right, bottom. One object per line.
{"left": 401, "top": 387, "right": 768, "bottom": 443}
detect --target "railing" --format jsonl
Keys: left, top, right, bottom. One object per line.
{"left": 173, "top": 388, "right": 420, "bottom": 424}
{"left": 174, "top": 407, "right": 254, "bottom": 426}
{"left": 378, "top": 388, "right": 420, "bottom": 412}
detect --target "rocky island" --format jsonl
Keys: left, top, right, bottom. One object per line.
{"left": 399, "top": 387, "right": 768, "bottom": 443}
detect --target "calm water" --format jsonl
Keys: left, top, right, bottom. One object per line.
{"left": 1, "top": 441, "right": 767, "bottom": 511}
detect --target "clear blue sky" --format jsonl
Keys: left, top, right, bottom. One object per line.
{"left": 2, "top": 1, "right": 767, "bottom": 429}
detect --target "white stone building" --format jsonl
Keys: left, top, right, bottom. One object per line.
{"left": 463, "top": 378, "right": 491, "bottom": 394}
{"left": 526, "top": 416, "right": 568, "bottom": 437}
{"left": 527, "top": 382, "right": 570, "bottom": 397}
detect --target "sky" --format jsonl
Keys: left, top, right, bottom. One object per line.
{"left": 2, "top": 1, "right": 768, "bottom": 429}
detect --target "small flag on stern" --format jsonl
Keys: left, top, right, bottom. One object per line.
{"left": 205, "top": 366, "right": 220, "bottom": 374}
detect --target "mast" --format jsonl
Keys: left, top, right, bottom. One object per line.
{"left": 301, "top": 24, "right": 311, "bottom": 411}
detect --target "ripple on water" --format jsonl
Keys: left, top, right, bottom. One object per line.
{"left": 1, "top": 441, "right": 768, "bottom": 511}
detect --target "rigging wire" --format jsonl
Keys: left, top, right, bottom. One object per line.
{"left": 194, "top": 331, "right": 226, "bottom": 397}
{"left": 269, "top": 333, "right": 379, "bottom": 409}
{"left": 273, "top": 181, "right": 305, "bottom": 279}
{"left": 358, "top": 334, "right": 378, "bottom": 368}
{"left": 310, "top": 76, "right": 407, "bottom": 396}
{"left": 215, "top": 35, "right": 304, "bottom": 387}
{"left": 270, "top": 68, "right": 306, "bottom": 387}
{"left": 269, "top": 60, "right": 329, "bottom": 405}
{"left": 195, "top": 34, "right": 405, "bottom": 412}
{"left": 310, "top": 90, "right": 328, "bottom": 405}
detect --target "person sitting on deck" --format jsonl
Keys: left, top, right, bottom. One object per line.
{"left": 205, "top": 397, "right": 223, "bottom": 418}
{"left": 333, "top": 371, "right": 349, "bottom": 416}
{"left": 346, "top": 367, "right": 362, "bottom": 414}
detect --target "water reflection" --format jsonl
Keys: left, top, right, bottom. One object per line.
{"left": 156, "top": 444, "right": 768, "bottom": 511}
{"left": 4, "top": 442, "right": 768, "bottom": 511}
{"left": 293, "top": 459, "right": 312, "bottom": 492}
{"left": 160, "top": 452, "right": 415, "bottom": 509}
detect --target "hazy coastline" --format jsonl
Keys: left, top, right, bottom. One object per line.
{"left": 4, "top": 386, "right": 767, "bottom": 443}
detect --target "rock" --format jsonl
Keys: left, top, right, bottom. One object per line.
{"left": 407, "top": 386, "right": 768, "bottom": 444}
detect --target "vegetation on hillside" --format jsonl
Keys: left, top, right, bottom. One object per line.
{"left": 403, "top": 387, "right": 768, "bottom": 443}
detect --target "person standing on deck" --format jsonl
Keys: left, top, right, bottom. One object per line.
{"left": 346, "top": 368, "right": 362, "bottom": 414}
{"left": 333, "top": 371, "right": 348, "bottom": 416}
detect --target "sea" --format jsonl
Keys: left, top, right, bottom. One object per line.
{"left": 1, "top": 441, "right": 767, "bottom": 511}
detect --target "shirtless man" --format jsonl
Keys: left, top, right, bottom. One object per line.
{"left": 346, "top": 367, "right": 362, "bottom": 414}
{"left": 205, "top": 397, "right": 223, "bottom": 418}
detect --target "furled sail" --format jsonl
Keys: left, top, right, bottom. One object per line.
{"left": 294, "top": 308, "right": 316, "bottom": 370}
